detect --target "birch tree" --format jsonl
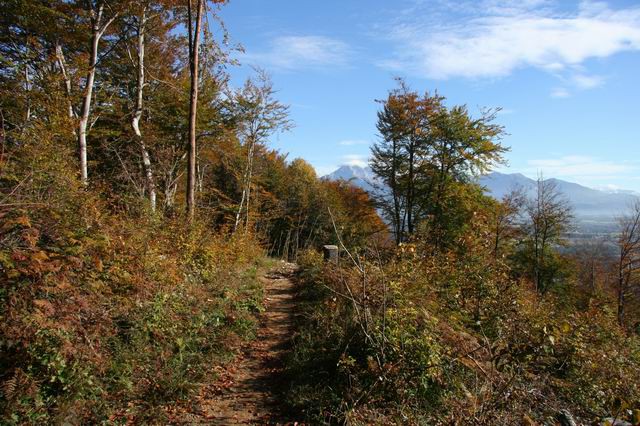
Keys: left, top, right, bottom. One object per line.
{"left": 233, "top": 72, "right": 292, "bottom": 233}
{"left": 129, "top": 3, "right": 156, "bottom": 211}
{"left": 185, "top": 0, "right": 204, "bottom": 219}
{"left": 77, "top": 1, "right": 120, "bottom": 185}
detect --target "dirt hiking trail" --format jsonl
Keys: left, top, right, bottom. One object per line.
{"left": 172, "top": 261, "right": 299, "bottom": 425}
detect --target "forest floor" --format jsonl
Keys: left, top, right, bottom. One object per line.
{"left": 169, "top": 261, "right": 300, "bottom": 425}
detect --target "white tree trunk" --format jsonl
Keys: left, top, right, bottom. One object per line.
{"left": 233, "top": 138, "right": 256, "bottom": 232}
{"left": 24, "top": 65, "right": 31, "bottom": 122}
{"left": 131, "top": 8, "right": 157, "bottom": 212}
{"left": 55, "top": 42, "right": 75, "bottom": 119}
{"left": 77, "top": 4, "right": 117, "bottom": 185}
{"left": 186, "top": 0, "right": 203, "bottom": 219}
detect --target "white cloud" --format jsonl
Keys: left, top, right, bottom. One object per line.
{"left": 382, "top": 1, "right": 640, "bottom": 82}
{"left": 525, "top": 155, "right": 635, "bottom": 178}
{"left": 550, "top": 87, "right": 570, "bottom": 98}
{"left": 338, "top": 139, "right": 370, "bottom": 146}
{"left": 571, "top": 73, "right": 604, "bottom": 89}
{"left": 245, "top": 35, "right": 352, "bottom": 71}
{"left": 341, "top": 154, "right": 368, "bottom": 167}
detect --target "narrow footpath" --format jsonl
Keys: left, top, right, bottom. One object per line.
{"left": 172, "top": 262, "right": 299, "bottom": 425}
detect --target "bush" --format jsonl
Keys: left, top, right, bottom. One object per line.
{"left": 0, "top": 178, "right": 267, "bottom": 423}
{"left": 288, "top": 244, "right": 640, "bottom": 425}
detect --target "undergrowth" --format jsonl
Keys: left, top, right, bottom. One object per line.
{"left": 0, "top": 180, "right": 268, "bottom": 423}
{"left": 287, "top": 249, "right": 640, "bottom": 425}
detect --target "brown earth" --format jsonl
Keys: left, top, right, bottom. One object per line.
{"left": 169, "top": 261, "right": 300, "bottom": 425}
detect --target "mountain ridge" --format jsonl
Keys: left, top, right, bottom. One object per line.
{"left": 323, "top": 165, "right": 639, "bottom": 218}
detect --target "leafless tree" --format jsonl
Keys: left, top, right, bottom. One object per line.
{"left": 616, "top": 200, "right": 640, "bottom": 326}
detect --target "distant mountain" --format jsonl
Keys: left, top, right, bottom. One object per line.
{"left": 479, "top": 172, "right": 639, "bottom": 218}
{"left": 324, "top": 166, "right": 639, "bottom": 220}
{"left": 323, "top": 165, "right": 378, "bottom": 193}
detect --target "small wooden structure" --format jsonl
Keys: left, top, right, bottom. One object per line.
{"left": 323, "top": 245, "right": 339, "bottom": 263}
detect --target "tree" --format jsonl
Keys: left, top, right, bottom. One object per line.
{"left": 616, "top": 201, "right": 640, "bottom": 326}
{"left": 520, "top": 176, "right": 573, "bottom": 294}
{"left": 0, "top": 0, "right": 82, "bottom": 130}
{"left": 571, "top": 238, "right": 611, "bottom": 307}
{"left": 491, "top": 188, "right": 525, "bottom": 259}
{"left": 232, "top": 71, "right": 292, "bottom": 233}
{"left": 77, "top": 0, "right": 121, "bottom": 185}
{"left": 370, "top": 81, "right": 444, "bottom": 243}
{"left": 370, "top": 81, "right": 506, "bottom": 248}
{"left": 370, "top": 99, "right": 405, "bottom": 243}
{"left": 424, "top": 106, "right": 507, "bottom": 249}
{"left": 185, "top": 0, "right": 204, "bottom": 219}
{"left": 129, "top": 2, "right": 156, "bottom": 212}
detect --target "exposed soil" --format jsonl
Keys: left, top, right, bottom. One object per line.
{"left": 170, "top": 261, "right": 299, "bottom": 425}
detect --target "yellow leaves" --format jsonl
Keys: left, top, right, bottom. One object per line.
{"left": 33, "top": 299, "right": 55, "bottom": 317}
{"left": 14, "top": 215, "right": 31, "bottom": 228}
{"left": 397, "top": 243, "right": 417, "bottom": 258}
{"left": 1, "top": 214, "right": 32, "bottom": 233}
{"left": 31, "top": 250, "right": 49, "bottom": 264}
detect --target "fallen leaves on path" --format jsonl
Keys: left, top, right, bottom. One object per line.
{"left": 168, "top": 262, "right": 302, "bottom": 425}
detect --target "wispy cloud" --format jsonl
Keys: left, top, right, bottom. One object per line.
{"left": 338, "top": 139, "right": 370, "bottom": 146}
{"left": 550, "top": 87, "right": 570, "bottom": 98}
{"left": 572, "top": 73, "right": 605, "bottom": 89}
{"left": 245, "top": 35, "right": 352, "bottom": 71}
{"left": 381, "top": 1, "right": 640, "bottom": 87}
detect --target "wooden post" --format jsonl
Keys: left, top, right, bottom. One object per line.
{"left": 323, "top": 245, "right": 338, "bottom": 263}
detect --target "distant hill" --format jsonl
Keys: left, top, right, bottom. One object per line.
{"left": 324, "top": 166, "right": 639, "bottom": 221}
{"left": 479, "top": 172, "right": 639, "bottom": 218}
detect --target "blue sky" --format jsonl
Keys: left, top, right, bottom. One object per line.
{"left": 218, "top": 0, "right": 640, "bottom": 192}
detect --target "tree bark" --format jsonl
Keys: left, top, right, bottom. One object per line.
{"left": 234, "top": 137, "right": 256, "bottom": 232}
{"left": 131, "top": 7, "right": 157, "bottom": 212}
{"left": 24, "top": 64, "right": 31, "bottom": 123}
{"left": 186, "top": 0, "right": 203, "bottom": 220}
{"left": 55, "top": 42, "right": 75, "bottom": 119}
{"left": 617, "top": 261, "right": 626, "bottom": 327}
{"left": 78, "top": 3, "right": 118, "bottom": 185}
